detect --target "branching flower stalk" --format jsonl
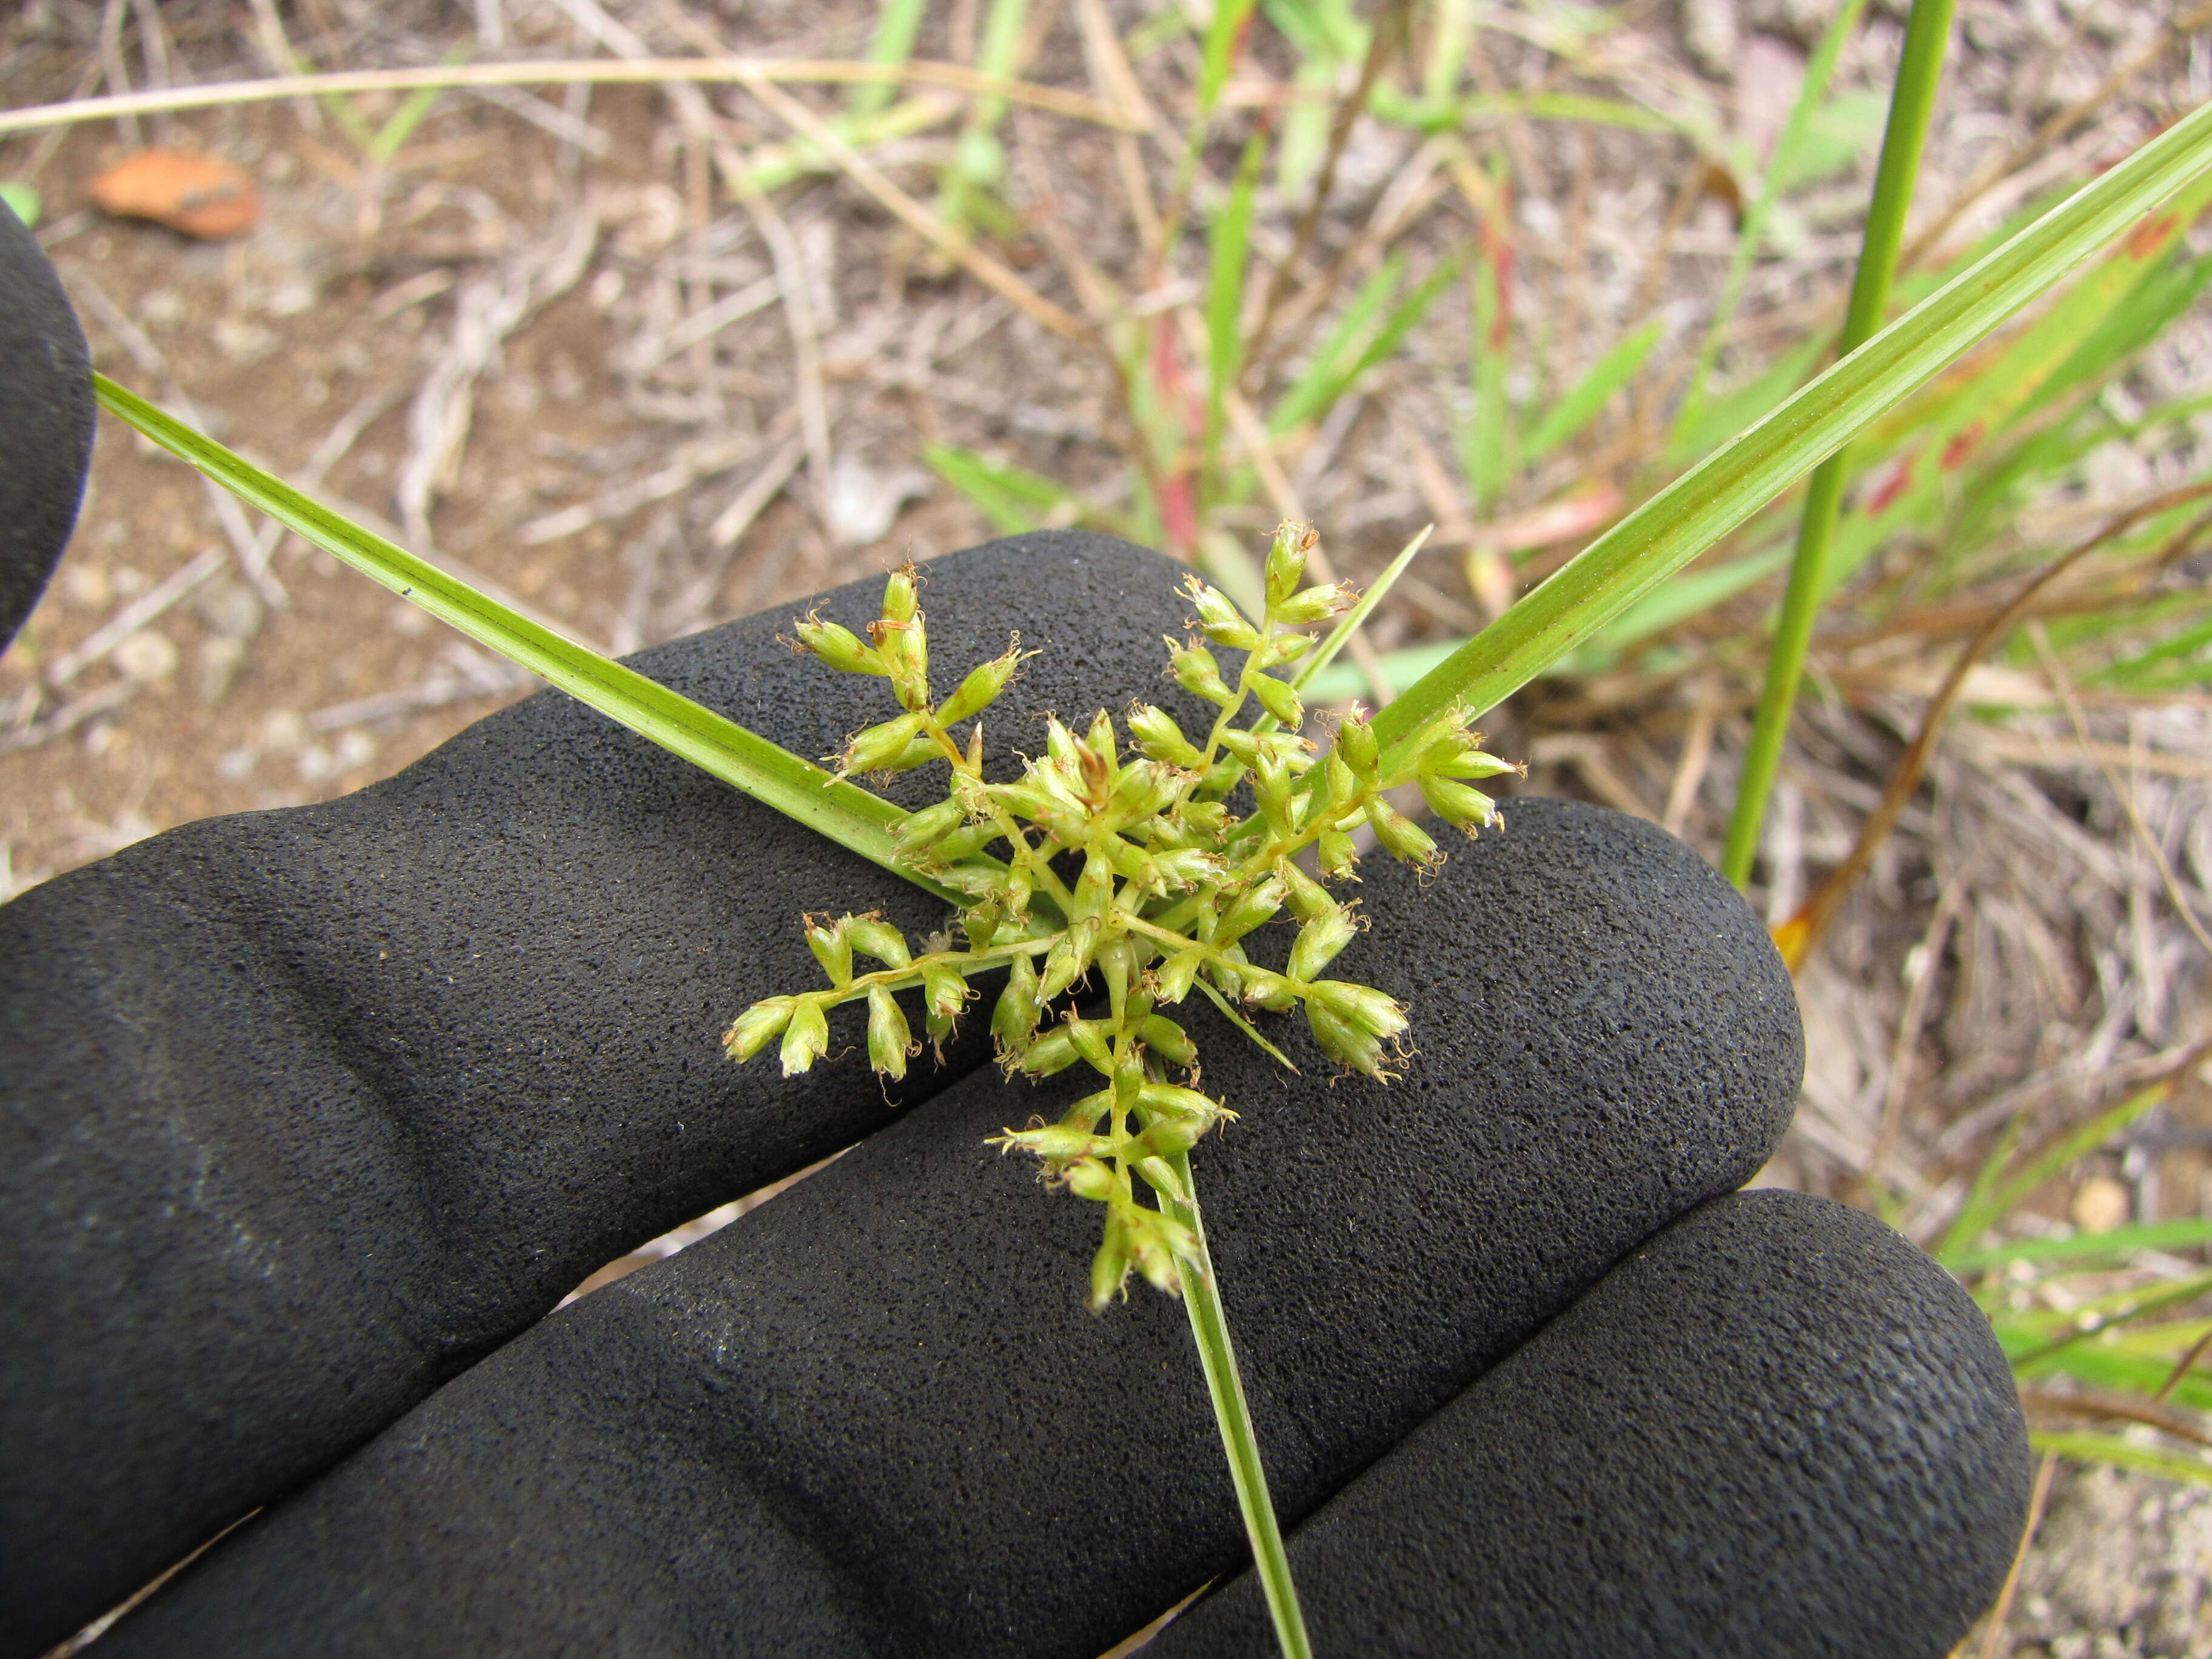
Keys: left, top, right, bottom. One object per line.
{"left": 725, "top": 525, "right": 1517, "bottom": 1658}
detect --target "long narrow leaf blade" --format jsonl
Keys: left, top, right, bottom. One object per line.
{"left": 1375, "top": 100, "right": 2212, "bottom": 768}
{"left": 92, "top": 374, "right": 963, "bottom": 904}
{"left": 1523, "top": 318, "right": 1661, "bottom": 463}
{"left": 1292, "top": 525, "right": 1435, "bottom": 696}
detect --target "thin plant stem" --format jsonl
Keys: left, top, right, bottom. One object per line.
{"left": 1371, "top": 97, "right": 2212, "bottom": 768}
{"left": 1668, "top": 0, "right": 1868, "bottom": 457}
{"left": 1165, "top": 1153, "right": 1312, "bottom": 1659}
{"left": 1720, "top": 0, "right": 1957, "bottom": 886}
{"left": 0, "top": 56, "right": 1139, "bottom": 138}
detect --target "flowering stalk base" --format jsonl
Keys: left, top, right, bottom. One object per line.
{"left": 724, "top": 525, "right": 1517, "bottom": 1656}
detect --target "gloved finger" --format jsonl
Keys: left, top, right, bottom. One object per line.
{"left": 0, "top": 533, "right": 1216, "bottom": 1656}
{"left": 1148, "top": 1190, "right": 2031, "bottom": 1659}
{"left": 92, "top": 801, "right": 1832, "bottom": 1658}
{"left": 0, "top": 193, "right": 95, "bottom": 651}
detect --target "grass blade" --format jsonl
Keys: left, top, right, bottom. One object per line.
{"left": 92, "top": 374, "right": 964, "bottom": 904}
{"left": 1720, "top": 0, "right": 1957, "bottom": 886}
{"left": 1204, "top": 133, "right": 1266, "bottom": 482}
{"left": 1936, "top": 1078, "right": 2176, "bottom": 1264}
{"left": 1944, "top": 1218, "right": 2212, "bottom": 1274}
{"left": 1198, "top": 0, "right": 1260, "bottom": 123}
{"left": 1458, "top": 155, "right": 1513, "bottom": 512}
{"left": 1523, "top": 318, "right": 1662, "bottom": 464}
{"left": 1670, "top": 0, "right": 1868, "bottom": 454}
{"left": 850, "top": 0, "right": 926, "bottom": 118}
{"left": 1291, "top": 525, "right": 1435, "bottom": 697}
{"left": 366, "top": 47, "right": 470, "bottom": 163}
{"left": 1369, "top": 91, "right": 2212, "bottom": 772}
{"left": 923, "top": 443, "right": 1073, "bottom": 535}
{"left": 1269, "top": 255, "right": 1402, "bottom": 435}
{"left": 2027, "top": 1432, "right": 2212, "bottom": 1487}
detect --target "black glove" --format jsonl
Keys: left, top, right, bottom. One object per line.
{"left": 0, "top": 191, "right": 93, "bottom": 649}
{"left": 2, "top": 214, "right": 2027, "bottom": 1658}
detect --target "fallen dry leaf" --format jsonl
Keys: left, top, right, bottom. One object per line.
{"left": 86, "top": 149, "right": 260, "bottom": 240}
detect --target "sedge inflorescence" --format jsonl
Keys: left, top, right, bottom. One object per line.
{"left": 725, "top": 524, "right": 1518, "bottom": 1310}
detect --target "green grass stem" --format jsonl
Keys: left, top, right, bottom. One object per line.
{"left": 1719, "top": 0, "right": 1957, "bottom": 888}
{"left": 90, "top": 374, "right": 965, "bottom": 905}
{"left": 1371, "top": 89, "right": 2212, "bottom": 772}
{"left": 1165, "top": 1155, "right": 1312, "bottom": 1659}
{"left": 1667, "top": 0, "right": 1867, "bottom": 457}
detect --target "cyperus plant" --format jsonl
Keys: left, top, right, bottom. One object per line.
{"left": 722, "top": 526, "right": 1515, "bottom": 1657}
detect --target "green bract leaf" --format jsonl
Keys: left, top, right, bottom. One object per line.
{"left": 90, "top": 374, "right": 965, "bottom": 907}
{"left": 1373, "top": 100, "right": 2212, "bottom": 771}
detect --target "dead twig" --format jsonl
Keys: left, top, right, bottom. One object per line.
{"left": 1973, "top": 1449, "right": 2059, "bottom": 1659}
{"left": 2027, "top": 620, "right": 2212, "bottom": 962}
{"left": 1242, "top": 0, "right": 1416, "bottom": 383}
{"left": 44, "top": 547, "right": 224, "bottom": 689}
{"left": 395, "top": 206, "right": 602, "bottom": 545}
{"left": 64, "top": 272, "right": 288, "bottom": 611}
{"left": 736, "top": 72, "right": 1091, "bottom": 348}
{"left": 0, "top": 58, "right": 1144, "bottom": 139}
{"left": 1776, "top": 483, "right": 2212, "bottom": 971}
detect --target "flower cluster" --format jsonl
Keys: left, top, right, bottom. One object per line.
{"left": 726, "top": 525, "right": 1518, "bottom": 1309}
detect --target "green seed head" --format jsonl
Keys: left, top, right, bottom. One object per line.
{"left": 1302, "top": 979, "right": 1409, "bottom": 1079}
{"left": 922, "top": 962, "right": 970, "bottom": 1039}
{"left": 1182, "top": 576, "right": 1261, "bottom": 650}
{"left": 805, "top": 915, "right": 855, "bottom": 987}
{"left": 1017, "top": 1022, "right": 1082, "bottom": 1076}
{"left": 866, "top": 984, "right": 913, "bottom": 1079}
{"left": 991, "top": 1121, "right": 1105, "bottom": 1161}
{"left": 1128, "top": 703, "right": 1204, "bottom": 766}
{"left": 1367, "top": 799, "right": 1442, "bottom": 870}
{"left": 1433, "top": 749, "right": 1524, "bottom": 782}
{"left": 1317, "top": 823, "right": 1360, "bottom": 879}
{"left": 1154, "top": 947, "right": 1206, "bottom": 1003}
{"left": 1281, "top": 859, "right": 1335, "bottom": 922}
{"left": 1062, "top": 1158, "right": 1115, "bottom": 1202}
{"left": 840, "top": 711, "right": 927, "bottom": 776}
{"left": 1248, "top": 671, "right": 1302, "bottom": 729}
{"left": 1090, "top": 1221, "right": 1131, "bottom": 1311}
{"left": 881, "top": 563, "right": 920, "bottom": 624}
{"left": 1167, "top": 638, "right": 1236, "bottom": 706}
{"left": 725, "top": 995, "right": 796, "bottom": 1062}
{"left": 938, "top": 640, "right": 1028, "bottom": 724}
{"left": 1288, "top": 903, "right": 1359, "bottom": 981}
{"left": 1270, "top": 581, "right": 1355, "bottom": 626}
{"left": 1336, "top": 708, "right": 1379, "bottom": 780}
{"left": 1039, "top": 917, "right": 1101, "bottom": 1000}
{"left": 993, "top": 951, "right": 1042, "bottom": 1055}
{"left": 779, "top": 998, "right": 831, "bottom": 1076}
{"left": 1264, "top": 520, "right": 1316, "bottom": 609}
{"left": 1139, "top": 1014, "right": 1198, "bottom": 1068}
{"left": 1418, "top": 774, "right": 1498, "bottom": 834}
{"left": 1307, "top": 979, "right": 1409, "bottom": 1045}
{"left": 1241, "top": 967, "right": 1299, "bottom": 1011}
{"left": 1133, "top": 1153, "right": 1190, "bottom": 1201}
{"left": 1216, "top": 876, "right": 1287, "bottom": 946}
{"left": 893, "top": 796, "right": 968, "bottom": 854}
{"left": 789, "top": 611, "right": 885, "bottom": 675}
{"left": 846, "top": 915, "right": 913, "bottom": 970}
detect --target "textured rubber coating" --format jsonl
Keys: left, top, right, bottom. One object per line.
{"left": 1153, "top": 1190, "right": 2032, "bottom": 1659}
{"left": 90, "top": 790, "right": 1808, "bottom": 1654}
{"left": 0, "top": 534, "right": 1217, "bottom": 1652}
{"left": 0, "top": 193, "right": 93, "bottom": 652}
{"left": 0, "top": 533, "right": 2024, "bottom": 1658}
